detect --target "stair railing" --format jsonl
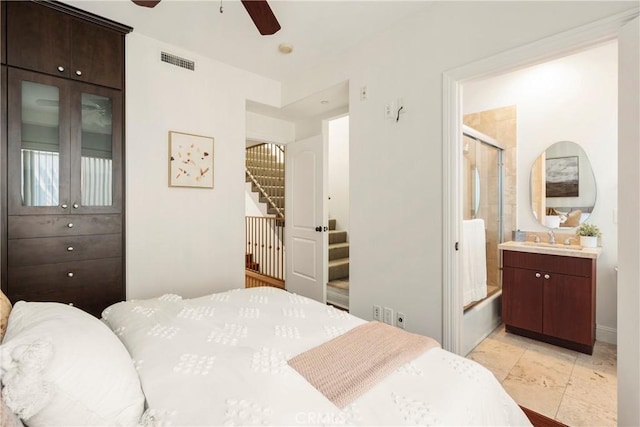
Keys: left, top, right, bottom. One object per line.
{"left": 245, "top": 216, "right": 285, "bottom": 284}
{"left": 245, "top": 143, "right": 285, "bottom": 218}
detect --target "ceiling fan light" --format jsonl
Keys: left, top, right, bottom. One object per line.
{"left": 278, "top": 43, "right": 293, "bottom": 54}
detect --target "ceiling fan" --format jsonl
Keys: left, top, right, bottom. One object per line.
{"left": 131, "top": 0, "right": 281, "bottom": 36}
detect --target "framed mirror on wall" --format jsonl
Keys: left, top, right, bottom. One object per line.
{"left": 530, "top": 141, "right": 596, "bottom": 229}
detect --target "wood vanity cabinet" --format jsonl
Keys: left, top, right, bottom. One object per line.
{"left": 1, "top": 1, "right": 131, "bottom": 317}
{"left": 502, "top": 250, "right": 596, "bottom": 354}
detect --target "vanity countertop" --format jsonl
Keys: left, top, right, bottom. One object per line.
{"left": 498, "top": 240, "right": 602, "bottom": 259}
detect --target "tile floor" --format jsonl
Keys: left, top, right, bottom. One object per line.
{"left": 467, "top": 325, "right": 617, "bottom": 426}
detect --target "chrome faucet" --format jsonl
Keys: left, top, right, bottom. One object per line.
{"left": 529, "top": 234, "right": 540, "bottom": 243}
{"left": 548, "top": 230, "right": 556, "bottom": 245}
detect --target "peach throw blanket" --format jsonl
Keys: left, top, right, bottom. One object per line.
{"left": 288, "top": 321, "right": 440, "bottom": 408}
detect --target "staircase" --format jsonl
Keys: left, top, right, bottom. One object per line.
{"left": 327, "top": 218, "right": 349, "bottom": 310}
{"left": 246, "top": 143, "right": 285, "bottom": 218}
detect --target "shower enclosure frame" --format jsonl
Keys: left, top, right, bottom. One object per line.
{"left": 462, "top": 125, "right": 504, "bottom": 250}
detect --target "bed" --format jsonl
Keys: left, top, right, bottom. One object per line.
{"left": 0, "top": 287, "right": 531, "bottom": 426}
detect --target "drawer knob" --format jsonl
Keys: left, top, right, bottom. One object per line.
{"left": 67, "top": 246, "right": 74, "bottom": 252}
{"left": 544, "top": 274, "right": 550, "bottom": 280}
{"left": 535, "top": 272, "right": 541, "bottom": 278}
{"left": 73, "top": 203, "right": 79, "bottom": 209}
{"left": 57, "top": 65, "right": 65, "bottom": 72}
{"left": 67, "top": 272, "right": 74, "bottom": 278}
{"left": 75, "top": 70, "right": 82, "bottom": 76}
{"left": 67, "top": 223, "right": 74, "bottom": 228}
{"left": 61, "top": 203, "right": 68, "bottom": 209}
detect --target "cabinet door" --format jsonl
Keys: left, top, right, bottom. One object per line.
{"left": 70, "top": 82, "right": 122, "bottom": 214}
{"left": 1, "top": 2, "right": 6, "bottom": 64}
{"left": 543, "top": 273, "right": 594, "bottom": 346}
{"left": 502, "top": 266, "right": 543, "bottom": 333}
{"left": 6, "top": 1, "right": 70, "bottom": 79}
{"left": 8, "top": 69, "right": 71, "bottom": 215}
{"left": 70, "top": 18, "right": 123, "bottom": 89}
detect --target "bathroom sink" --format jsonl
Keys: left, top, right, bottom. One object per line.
{"left": 523, "top": 241, "right": 583, "bottom": 251}
{"left": 499, "top": 240, "right": 600, "bottom": 259}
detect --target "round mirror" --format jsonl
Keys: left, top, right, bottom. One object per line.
{"left": 530, "top": 141, "right": 596, "bottom": 229}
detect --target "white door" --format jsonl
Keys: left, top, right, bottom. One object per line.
{"left": 285, "top": 134, "right": 327, "bottom": 302}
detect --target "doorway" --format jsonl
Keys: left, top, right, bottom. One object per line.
{"left": 244, "top": 81, "right": 349, "bottom": 304}
{"left": 442, "top": 9, "right": 635, "bottom": 355}
{"left": 443, "top": 9, "right": 639, "bottom": 427}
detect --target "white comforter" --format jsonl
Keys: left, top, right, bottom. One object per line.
{"left": 103, "top": 287, "right": 530, "bottom": 426}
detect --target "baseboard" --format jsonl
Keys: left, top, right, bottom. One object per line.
{"left": 596, "top": 324, "right": 617, "bottom": 345}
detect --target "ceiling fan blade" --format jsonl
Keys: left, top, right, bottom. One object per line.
{"left": 240, "top": 0, "right": 281, "bottom": 36}
{"left": 131, "top": 1, "right": 161, "bottom": 8}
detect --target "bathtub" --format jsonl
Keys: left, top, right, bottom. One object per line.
{"left": 462, "top": 290, "right": 502, "bottom": 356}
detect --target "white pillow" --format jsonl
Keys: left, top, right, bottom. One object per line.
{"left": 0, "top": 302, "right": 145, "bottom": 426}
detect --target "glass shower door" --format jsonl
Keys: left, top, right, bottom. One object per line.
{"left": 463, "top": 133, "right": 503, "bottom": 297}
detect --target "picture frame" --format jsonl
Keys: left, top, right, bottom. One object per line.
{"left": 545, "top": 156, "right": 578, "bottom": 197}
{"left": 168, "top": 131, "right": 214, "bottom": 188}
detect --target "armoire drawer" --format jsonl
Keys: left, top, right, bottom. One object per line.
{"left": 7, "top": 257, "right": 123, "bottom": 317}
{"left": 8, "top": 234, "right": 122, "bottom": 267}
{"left": 8, "top": 214, "right": 122, "bottom": 239}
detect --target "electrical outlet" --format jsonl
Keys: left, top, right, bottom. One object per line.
{"left": 360, "top": 86, "right": 368, "bottom": 101}
{"left": 383, "top": 307, "right": 394, "bottom": 325}
{"left": 373, "top": 305, "right": 381, "bottom": 321}
{"left": 396, "top": 312, "right": 406, "bottom": 329}
{"left": 384, "top": 103, "right": 393, "bottom": 119}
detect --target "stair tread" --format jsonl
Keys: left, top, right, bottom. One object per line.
{"left": 328, "top": 258, "right": 349, "bottom": 267}
{"left": 327, "top": 279, "right": 349, "bottom": 290}
{"left": 329, "top": 242, "right": 349, "bottom": 249}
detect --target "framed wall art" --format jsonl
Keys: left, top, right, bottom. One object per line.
{"left": 545, "top": 155, "right": 579, "bottom": 197}
{"left": 169, "top": 131, "right": 214, "bottom": 188}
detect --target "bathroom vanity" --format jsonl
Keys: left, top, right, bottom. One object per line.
{"left": 499, "top": 241, "right": 601, "bottom": 354}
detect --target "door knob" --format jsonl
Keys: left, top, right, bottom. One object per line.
{"left": 315, "top": 226, "right": 322, "bottom": 232}
{"left": 544, "top": 274, "right": 550, "bottom": 280}
{"left": 535, "top": 272, "right": 541, "bottom": 278}
{"left": 67, "top": 223, "right": 74, "bottom": 228}
{"left": 323, "top": 226, "right": 328, "bottom": 232}
{"left": 67, "top": 272, "right": 74, "bottom": 278}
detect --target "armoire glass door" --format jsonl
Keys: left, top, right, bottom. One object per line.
{"left": 8, "top": 69, "right": 71, "bottom": 215}
{"left": 70, "top": 82, "right": 122, "bottom": 214}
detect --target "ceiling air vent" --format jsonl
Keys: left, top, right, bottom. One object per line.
{"left": 161, "top": 52, "right": 195, "bottom": 71}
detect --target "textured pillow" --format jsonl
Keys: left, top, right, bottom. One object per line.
{"left": 0, "top": 302, "right": 144, "bottom": 426}
{"left": 563, "top": 209, "right": 582, "bottom": 227}
{"left": 0, "top": 291, "right": 11, "bottom": 342}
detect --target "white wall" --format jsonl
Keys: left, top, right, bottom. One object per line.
{"left": 294, "top": 107, "right": 349, "bottom": 141}
{"left": 463, "top": 42, "right": 619, "bottom": 342}
{"left": 282, "top": 1, "right": 637, "bottom": 343}
{"left": 246, "top": 112, "right": 294, "bottom": 145}
{"left": 245, "top": 182, "right": 271, "bottom": 217}
{"left": 125, "top": 33, "right": 280, "bottom": 299}
{"left": 328, "top": 115, "right": 350, "bottom": 232}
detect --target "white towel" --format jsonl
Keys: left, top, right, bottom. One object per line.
{"left": 462, "top": 219, "right": 487, "bottom": 306}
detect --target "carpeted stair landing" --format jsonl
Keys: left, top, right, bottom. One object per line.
{"left": 327, "top": 219, "right": 349, "bottom": 310}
